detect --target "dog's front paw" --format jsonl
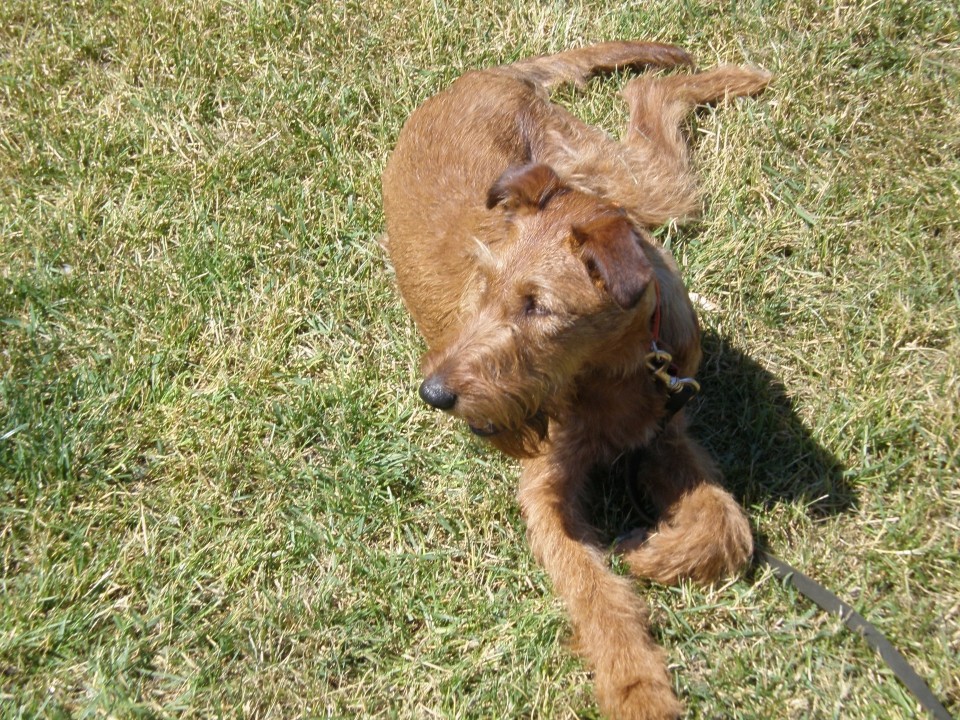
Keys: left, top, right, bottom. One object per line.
{"left": 583, "top": 627, "right": 682, "bottom": 720}
{"left": 617, "top": 518, "right": 752, "bottom": 586}
{"left": 616, "top": 484, "right": 753, "bottom": 585}
{"left": 595, "top": 671, "right": 682, "bottom": 720}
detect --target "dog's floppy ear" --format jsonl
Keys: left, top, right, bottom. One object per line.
{"left": 486, "top": 163, "right": 563, "bottom": 210}
{"left": 570, "top": 213, "right": 653, "bottom": 309}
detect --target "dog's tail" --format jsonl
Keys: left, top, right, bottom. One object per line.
{"left": 500, "top": 41, "right": 694, "bottom": 90}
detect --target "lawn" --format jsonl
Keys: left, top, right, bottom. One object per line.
{"left": 1, "top": 1, "right": 957, "bottom": 718}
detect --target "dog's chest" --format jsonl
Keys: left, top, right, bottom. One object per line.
{"left": 561, "top": 375, "right": 665, "bottom": 453}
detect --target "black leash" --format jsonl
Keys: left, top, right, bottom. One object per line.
{"left": 757, "top": 551, "right": 954, "bottom": 720}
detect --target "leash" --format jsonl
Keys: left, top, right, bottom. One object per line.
{"left": 757, "top": 551, "right": 954, "bottom": 720}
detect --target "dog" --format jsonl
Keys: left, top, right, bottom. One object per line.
{"left": 382, "top": 41, "right": 771, "bottom": 720}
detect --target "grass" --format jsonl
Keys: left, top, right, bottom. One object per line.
{"left": 1, "top": 0, "right": 957, "bottom": 717}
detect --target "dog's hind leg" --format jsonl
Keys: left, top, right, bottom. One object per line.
{"left": 615, "top": 423, "right": 753, "bottom": 586}
{"left": 501, "top": 40, "right": 693, "bottom": 90}
{"left": 613, "top": 65, "right": 773, "bottom": 226}
{"left": 624, "top": 64, "right": 771, "bottom": 159}
{"left": 520, "top": 452, "right": 682, "bottom": 720}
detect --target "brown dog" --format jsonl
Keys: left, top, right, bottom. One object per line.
{"left": 382, "top": 41, "right": 771, "bottom": 719}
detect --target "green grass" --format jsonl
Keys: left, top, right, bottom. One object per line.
{"left": 1, "top": 0, "right": 957, "bottom": 717}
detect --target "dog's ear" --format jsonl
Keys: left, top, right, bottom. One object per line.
{"left": 486, "top": 163, "right": 563, "bottom": 210}
{"left": 570, "top": 214, "right": 653, "bottom": 309}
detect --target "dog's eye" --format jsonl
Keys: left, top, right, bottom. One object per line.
{"left": 523, "top": 294, "right": 551, "bottom": 317}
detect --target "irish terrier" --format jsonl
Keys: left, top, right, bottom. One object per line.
{"left": 382, "top": 41, "right": 771, "bottom": 719}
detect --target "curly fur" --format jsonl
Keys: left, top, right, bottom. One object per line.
{"left": 382, "top": 41, "right": 771, "bottom": 719}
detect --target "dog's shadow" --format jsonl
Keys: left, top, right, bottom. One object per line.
{"left": 592, "top": 331, "right": 853, "bottom": 543}
{"left": 692, "top": 331, "right": 853, "bottom": 516}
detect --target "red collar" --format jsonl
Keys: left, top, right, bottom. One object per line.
{"left": 645, "top": 278, "right": 701, "bottom": 418}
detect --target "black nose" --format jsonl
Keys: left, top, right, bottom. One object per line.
{"left": 418, "top": 376, "right": 457, "bottom": 410}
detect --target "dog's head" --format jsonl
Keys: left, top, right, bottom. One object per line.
{"left": 418, "top": 162, "right": 660, "bottom": 458}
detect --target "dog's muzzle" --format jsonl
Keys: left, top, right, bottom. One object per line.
{"left": 419, "top": 375, "right": 503, "bottom": 436}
